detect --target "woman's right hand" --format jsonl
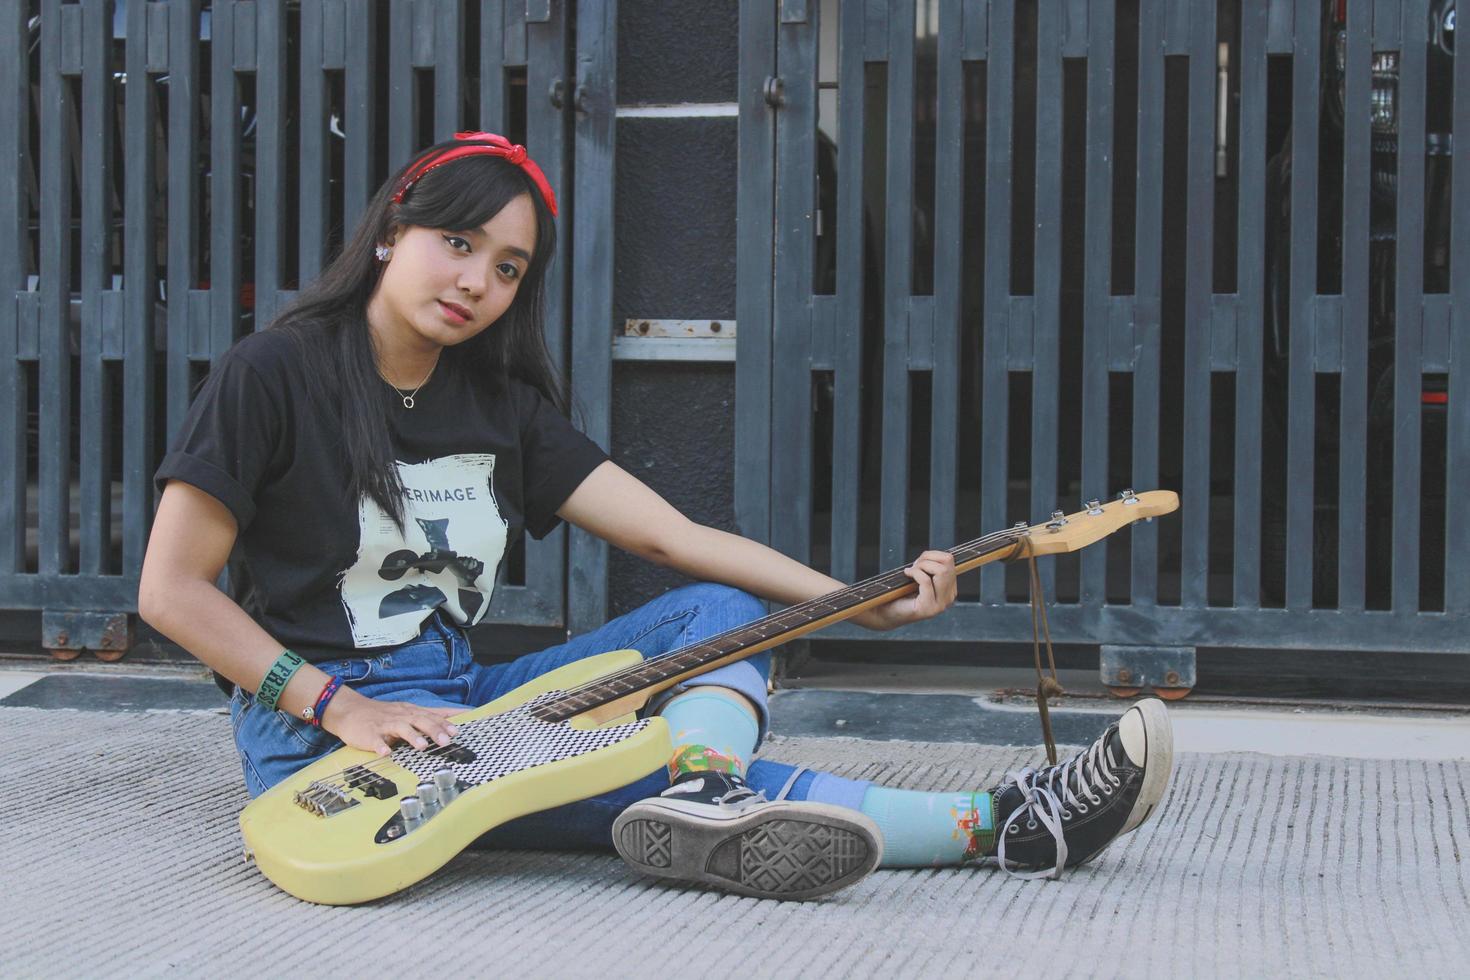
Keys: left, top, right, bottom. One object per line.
{"left": 320, "top": 687, "right": 464, "bottom": 756}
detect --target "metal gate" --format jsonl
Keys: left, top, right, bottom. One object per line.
{"left": 737, "top": 0, "right": 1466, "bottom": 679}
{"left": 0, "top": 0, "right": 618, "bottom": 656}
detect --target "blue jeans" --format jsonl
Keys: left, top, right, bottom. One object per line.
{"left": 229, "top": 583, "right": 836, "bottom": 849}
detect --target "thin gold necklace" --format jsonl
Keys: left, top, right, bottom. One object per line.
{"left": 385, "top": 359, "right": 437, "bottom": 409}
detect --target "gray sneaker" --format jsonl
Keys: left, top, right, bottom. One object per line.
{"left": 612, "top": 771, "right": 883, "bottom": 901}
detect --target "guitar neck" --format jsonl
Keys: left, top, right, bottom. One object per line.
{"left": 533, "top": 528, "right": 1027, "bottom": 724}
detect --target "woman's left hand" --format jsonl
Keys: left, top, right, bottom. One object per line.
{"left": 854, "top": 549, "right": 958, "bottom": 631}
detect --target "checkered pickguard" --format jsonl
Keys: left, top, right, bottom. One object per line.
{"left": 390, "top": 691, "right": 649, "bottom": 787}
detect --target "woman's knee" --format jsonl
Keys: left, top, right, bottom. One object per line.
{"left": 660, "top": 583, "right": 772, "bottom": 682}
{"left": 667, "top": 581, "right": 766, "bottom": 624}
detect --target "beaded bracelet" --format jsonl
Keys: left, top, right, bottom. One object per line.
{"left": 302, "top": 675, "right": 344, "bottom": 727}
{"left": 255, "top": 649, "right": 306, "bottom": 711}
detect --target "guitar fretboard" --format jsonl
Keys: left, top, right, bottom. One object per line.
{"left": 531, "top": 528, "right": 1025, "bottom": 723}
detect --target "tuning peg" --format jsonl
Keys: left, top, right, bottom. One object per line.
{"left": 1118, "top": 488, "right": 1139, "bottom": 505}
{"left": 1045, "top": 510, "right": 1068, "bottom": 533}
{"left": 1086, "top": 498, "right": 1103, "bottom": 515}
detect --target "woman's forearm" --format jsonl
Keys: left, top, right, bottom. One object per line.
{"left": 140, "top": 578, "right": 330, "bottom": 716}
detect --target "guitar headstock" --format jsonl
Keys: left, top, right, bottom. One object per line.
{"left": 1020, "top": 490, "right": 1179, "bottom": 556}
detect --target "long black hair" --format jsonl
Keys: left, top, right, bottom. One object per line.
{"left": 270, "top": 139, "right": 562, "bottom": 528}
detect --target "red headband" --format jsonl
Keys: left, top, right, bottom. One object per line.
{"left": 390, "top": 132, "right": 558, "bottom": 217}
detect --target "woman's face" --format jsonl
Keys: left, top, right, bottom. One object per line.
{"left": 368, "top": 192, "right": 539, "bottom": 353}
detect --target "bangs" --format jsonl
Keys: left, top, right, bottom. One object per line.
{"left": 396, "top": 155, "right": 547, "bottom": 239}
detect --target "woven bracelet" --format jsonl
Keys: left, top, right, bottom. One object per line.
{"left": 302, "top": 675, "right": 344, "bottom": 727}
{"left": 256, "top": 649, "right": 307, "bottom": 711}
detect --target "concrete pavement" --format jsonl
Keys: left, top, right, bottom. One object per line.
{"left": 1, "top": 666, "right": 1467, "bottom": 977}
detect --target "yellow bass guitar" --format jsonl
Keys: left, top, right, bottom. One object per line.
{"left": 240, "top": 490, "right": 1178, "bottom": 904}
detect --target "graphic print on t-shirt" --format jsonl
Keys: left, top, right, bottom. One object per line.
{"left": 337, "top": 453, "right": 508, "bottom": 646}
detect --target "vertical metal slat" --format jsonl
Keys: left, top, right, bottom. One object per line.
{"left": 1336, "top": 0, "right": 1373, "bottom": 611}
{"left": 979, "top": 1, "right": 1015, "bottom": 601}
{"left": 78, "top": 0, "right": 114, "bottom": 575}
{"left": 519, "top": 0, "right": 571, "bottom": 626}
{"left": 209, "top": 0, "right": 241, "bottom": 362}
{"left": 771, "top": 8, "right": 819, "bottom": 567}
{"left": 38, "top": 0, "right": 73, "bottom": 575}
{"left": 253, "top": 0, "right": 286, "bottom": 329}
{"left": 567, "top": 0, "right": 616, "bottom": 632}
{"left": 1234, "top": 0, "right": 1268, "bottom": 606}
{"left": 165, "top": 1, "right": 200, "bottom": 438}
{"left": 388, "top": 0, "right": 417, "bottom": 168}
{"left": 829, "top": 2, "right": 867, "bottom": 582}
{"left": 1030, "top": 0, "right": 1064, "bottom": 597}
{"left": 878, "top": 0, "right": 916, "bottom": 570}
{"left": 1446, "top": 0, "right": 1470, "bottom": 615}
{"left": 0, "top": 0, "right": 29, "bottom": 573}
{"left": 478, "top": 0, "right": 507, "bottom": 130}
{"left": 122, "top": 0, "right": 157, "bottom": 572}
{"left": 1284, "top": 0, "right": 1320, "bottom": 609}
{"left": 1079, "top": 0, "right": 1115, "bottom": 604}
{"left": 1180, "top": 0, "right": 1218, "bottom": 606}
{"left": 735, "top": 0, "right": 777, "bottom": 553}
{"left": 928, "top": 0, "right": 964, "bottom": 554}
{"left": 1131, "top": 0, "right": 1166, "bottom": 605}
{"left": 343, "top": 1, "right": 377, "bottom": 233}
{"left": 1390, "top": 0, "right": 1427, "bottom": 613}
{"left": 433, "top": 0, "right": 464, "bottom": 139}
{"left": 298, "top": 0, "right": 329, "bottom": 281}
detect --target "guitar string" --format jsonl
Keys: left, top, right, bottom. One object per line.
{"left": 298, "top": 525, "right": 1033, "bottom": 793}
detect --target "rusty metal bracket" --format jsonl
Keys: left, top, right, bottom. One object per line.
{"left": 1099, "top": 644, "right": 1196, "bottom": 692}
{"left": 42, "top": 611, "right": 133, "bottom": 662}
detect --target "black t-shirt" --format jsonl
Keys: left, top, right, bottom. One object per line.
{"left": 154, "top": 328, "right": 607, "bottom": 662}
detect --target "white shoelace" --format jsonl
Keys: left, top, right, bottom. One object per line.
{"left": 995, "top": 733, "right": 1123, "bottom": 880}
{"left": 715, "top": 784, "right": 765, "bottom": 809}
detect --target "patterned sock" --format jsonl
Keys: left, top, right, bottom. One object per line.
{"left": 656, "top": 689, "right": 759, "bottom": 781}
{"left": 857, "top": 786, "right": 995, "bottom": 867}
{"left": 745, "top": 762, "right": 995, "bottom": 868}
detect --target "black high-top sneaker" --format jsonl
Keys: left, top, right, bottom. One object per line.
{"left": 992, "top": 698, "right": 1174, "bottom": 879}
{"left": 612, "top": 771, "right": 883, "bottom": 901}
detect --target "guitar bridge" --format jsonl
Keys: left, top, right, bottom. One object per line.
{"left": 294, "top": 781, "right": 360, "bottom": 817}
{"left": 294, "top": 766, "right": 403, "bottom": 815}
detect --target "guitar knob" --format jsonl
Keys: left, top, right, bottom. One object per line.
{"left": 416, "top": 781, "right": 443, "bottom": 816}
{"left": 433, "top": 768, "right": 460, "bottom": 804}
{"left": 399, "top": 795, "right": 425, "bottom": 830}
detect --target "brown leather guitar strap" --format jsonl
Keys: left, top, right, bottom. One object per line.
{"left": 1006, "top": 536, "right": 1064, "bottom": 765}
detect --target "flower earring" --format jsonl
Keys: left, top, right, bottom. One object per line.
{"left": 375, "top": 245, "right": 393, "bottom": 262}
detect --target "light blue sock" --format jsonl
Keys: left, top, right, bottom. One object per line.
{"left": 858, "top": 786, "right": 995, "bottom": 867}
{"left": 752, "top": 764, "right": 996, "bottom": 868}
{"left": 656, "top": 689, "right": 760, "bottom": 780}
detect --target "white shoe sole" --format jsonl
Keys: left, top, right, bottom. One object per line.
{"left": 1118, "top": 697, "right": 1175, "bottom": 836}
{"left": 613, "top": 798, "right": 883, "bottom": 901}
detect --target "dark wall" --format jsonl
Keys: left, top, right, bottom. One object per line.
{"left": 617, "top": 1, "right": 739, "bottom": 106}
{"left": 607, "top": 2, "right": 741, "bottom": 616}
